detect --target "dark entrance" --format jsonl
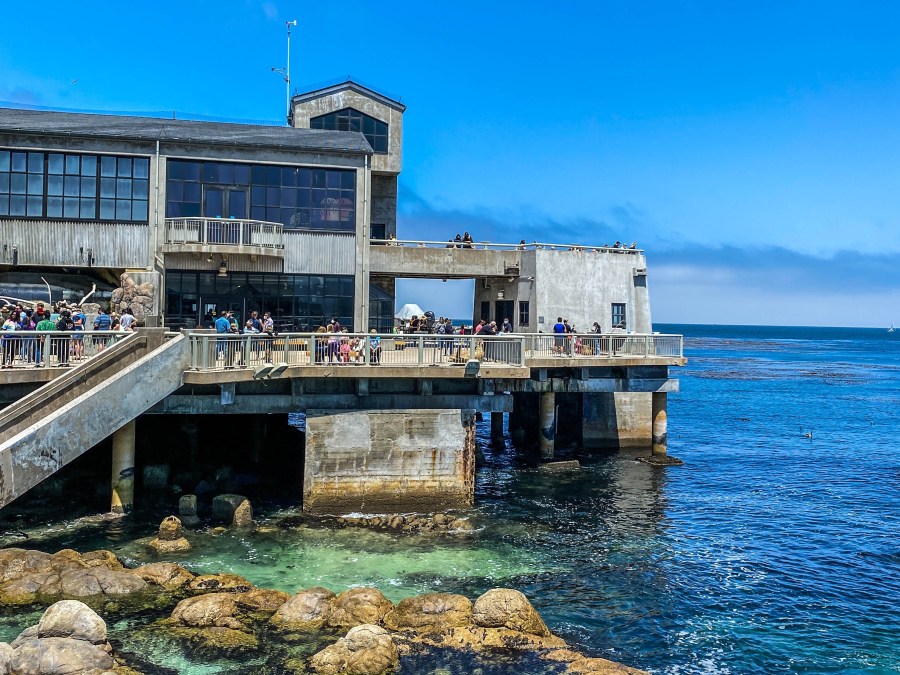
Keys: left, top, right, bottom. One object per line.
{"left": 494, "top": 300, "right": 514, "bottom": 326}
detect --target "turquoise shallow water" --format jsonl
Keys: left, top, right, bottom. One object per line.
{"left": 1, "top": 324, "right": 899, "bottom": 673}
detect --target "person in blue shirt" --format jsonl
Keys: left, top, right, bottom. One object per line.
{"left": 215, "top": 312, "right": 232, "bottom": 362}
{"left": 553, "top": 317, "right": 567, "bottom": 355}
{"left": 93, "top": 308, "right": 112, "bottom": 352}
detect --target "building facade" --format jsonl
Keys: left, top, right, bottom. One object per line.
{"left": 0, "top": 81, "right": 405, "bottom": 332}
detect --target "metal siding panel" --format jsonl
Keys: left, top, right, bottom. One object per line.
{"left": 283, "top": 231, "right": 355, "bottom": 275}
{"left": 0, "top": 221, "right": 148, "bottom": 268}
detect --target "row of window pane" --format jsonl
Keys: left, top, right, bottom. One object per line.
{"left": 166, "top": 160, "right": 356, "bottom": 231}
{"left": 310, "top": 108, "right": 389, "bottom": 154}
{"left": 0, "top": 149, "right": 149, "bottom": 221}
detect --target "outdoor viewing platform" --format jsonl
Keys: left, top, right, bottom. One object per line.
{"left": 369, "top": 238, "right": 644, "bottom": 279}
{"left": 162, "top": 217, "right": 285, "bottom": 259}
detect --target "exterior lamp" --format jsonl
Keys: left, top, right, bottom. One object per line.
{"left": 217, "top": 259, "right": 228, "bottom": 278}
{"left": 497, "top": 290, "right": 505, "bottom": 300}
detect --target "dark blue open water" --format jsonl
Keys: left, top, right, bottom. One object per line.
{"left": 1, "top": 324, "right": 898, "bottom": 673}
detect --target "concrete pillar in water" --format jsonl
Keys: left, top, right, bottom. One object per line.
{"left": 540, "top": 391, "right": 555, "bottom": 460}
{"left": 651, "top": 392, "right": 667, "bottom": 457}
{"left": 490, "top": 412, "right": 504, "bottom": 443}
{"left": 111, "top": 420, "right": 136, "bottom": 514}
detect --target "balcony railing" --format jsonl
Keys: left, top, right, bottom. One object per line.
{"left": 371, "top": 238, "right": 644, "bottom": 253}
{"left": 0, "top": 331, "right": 133, "bottom": 369}
{"left": 164, "top": 218, "right": 284, "bottom": 250}
{"left": 185, "top": 331, "right": 683, "bottom": 372}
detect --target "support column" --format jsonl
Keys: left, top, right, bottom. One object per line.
{"left": 111, "top": 420, "right": 136, "bottom": 514}
{"left": 490, "top": 412, "right": 504, "bottom": 444}
{"left": 651, "top": 392, "right": 667, "bottom": 457}
{"left": 540, "top": 391, "right": 555, "bottom": 460}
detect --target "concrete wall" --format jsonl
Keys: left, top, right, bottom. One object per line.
{"left": 582, "top": 392, "right": 652, "bottom": 448}
{"left": 303, "top": 409, "right": 475, "bottom": 514}
{"left": 291, "top": 87, "right": 404, "bottom": 175}
{"left": 533, "top": 249, "right": 651, "bottom": 333}
{"left": 370, "top": 247, "right": 523, "bottom": 279}
{"left": 371, "top": 175, "right": 397, "bottom": 238}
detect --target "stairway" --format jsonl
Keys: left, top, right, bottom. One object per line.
{"left": 0, "top": 329, "right": 190, "bottom": 508}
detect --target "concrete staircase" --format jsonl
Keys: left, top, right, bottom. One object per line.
{"left": 0, "top": 329, "right": 190, "bottom": 508}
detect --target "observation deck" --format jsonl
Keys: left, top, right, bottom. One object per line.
{"left": 162, "top": 217, "right": 284, "bottom": 259}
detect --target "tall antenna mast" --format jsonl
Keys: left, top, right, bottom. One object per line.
{"left": 271, "top": 20, "right": 297, "bottom": 126}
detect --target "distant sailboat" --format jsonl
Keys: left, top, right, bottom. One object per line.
{"left": 890, "top": 322, "right": 895, "bottom": 333}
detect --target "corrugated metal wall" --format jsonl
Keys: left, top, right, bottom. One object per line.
{"left": 0, "top": 220, "right": 148, "bottom": 268}
{"left": 164, "top": 252, "right": 284, "bottom": 273}
{"left": 283, "top": 231, "right": 356, "bottom": 275}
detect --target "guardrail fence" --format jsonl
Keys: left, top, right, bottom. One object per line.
{"left": 0, "top": 331, "right": 132, "bottom": 369}
{"left": 186, "top": 332, "right": 683, "bottom": 372}
{"left": 165, "top": 218, "right": 284, "bottom": 249}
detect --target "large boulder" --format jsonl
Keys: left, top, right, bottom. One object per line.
{"left": 472, "top": 588, "right": 550, "bottom": 636}
{"left": 234, "top": 588, "right": 291, "bottom": 616}
{"left": 309, "top": 624, "right": 399, "bottom": 675}
{"left": 58, "top": 566, "right": 147, "bottom": 598}
{"left": 169, "top": 593, "right": 243, "bottom": 631}
{"left": 383, "top": 593, "right": 472, "bottom": 633}
{"left": 36, "top": 600, "right": 106, "bottom": 644}
{"left": 270, "top": 587, "right": 336, "bottom": 632}
{"left": 9, "top": 637, "right": 114, "bottom": 674}
{"left": 328, "top": 588, "right": 393, "bottom": 629}
{"left": 212, "top": 494, "right": 252, "bottom": 527}
{"left": 132, "top": 562, "right": 196, "bottom": 590}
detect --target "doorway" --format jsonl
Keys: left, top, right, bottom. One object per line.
{"left": 494, "top": 300, "right": 514, "bottom": 326}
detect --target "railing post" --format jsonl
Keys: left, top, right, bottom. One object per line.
{"left": 308, "top": 335, "right": 316, "bottom": 365}
{"left": 469, "top": 336, "right": 476, "bottom": 360}
{"left": 417, "top": 335, "right": 424, "bottom": 365}
{"left": 364, "top": 335, "right": 370, "bottom": 364}
{"left": 243, "top": 335, "right": 251, "bottom": 367}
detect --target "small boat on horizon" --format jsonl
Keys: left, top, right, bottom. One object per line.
{"left": 889, "top": 322, "right": 895, "bottom": 333}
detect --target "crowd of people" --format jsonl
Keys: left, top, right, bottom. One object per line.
{"left": 0, "top": 302, "right": 139, "bottom": 368}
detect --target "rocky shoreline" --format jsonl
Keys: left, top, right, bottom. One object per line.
{"left": 0, "top": 545, "right": 647, "bottom": 674}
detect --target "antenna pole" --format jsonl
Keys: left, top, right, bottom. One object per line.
{"left": 285, "top": 20, "right": 297, "bottom": 126}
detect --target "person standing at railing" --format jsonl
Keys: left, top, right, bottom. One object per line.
{"left": 501, "top": 317, "right": 513, "bottom": 334}
{"left": 35, "top": 310, "right": 55, "bottom": 367}
{"left": 368, "top": 330, "right": 382, "bottom": 365}
{"left": 18, "top": 309, "right": 36, "bottom": 364}
{"left": 262, "top": 312, "right": 275, "bottom": 362}
{"left": 54, "top": 309, "right": 74, "bottom": 367}
{"left": 215, "top": 311, "right": 231, "bottom": 363}
{"left": 120, "top": 308, "right": 136, "bottom": 331}
{"left": 454, "top": 234, "right": 462, "bottom": 248}
{"left": 462, "top": 232, "right": 474, "bottom": 248}
{"left": 93, "top": 308, "right": 112, "bottom": 352}
{"left": 1, "top": 312, "right": 18, "bottom": 368}
{"left": 552, "top": 317, "right": 566, "bottom": 356}
{"left": 480, "top": 320, "right": 497, "bottom": 361}
{"left": 72, "top": 307, "right": 87, "bottom": 361}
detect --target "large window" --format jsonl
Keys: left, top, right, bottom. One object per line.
{"left": 612, "top": 303, "right": 626, "bottom": 330}
{"left": 0, "top": 149, "right": 149, "bottom": 222}
{"left": 166, "top": 160, "right": 356, "bottom": 232}
{"left": 518, "top": 301, "right": 530, "bottom": 327}
{"left": 310, "top": 108, "right": 388, "bottom": 154}
{"left": 165, "top": 270, "right": 355, "bottom": 331}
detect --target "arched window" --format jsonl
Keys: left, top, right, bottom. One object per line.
{"left": 310, "top": 108, "right": 388, "bottom": 154}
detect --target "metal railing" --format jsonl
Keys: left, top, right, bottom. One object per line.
{"left": 185, "top": 331, "right": 683, "bottom": 371}
{"left": 371, "top": 238, "right": 644, "bottom": 254}
{"left": 523, "top": 333, "right": 683, "bottom": 359}
{"left": 165, "top": 218, "right": 284, "bottom": 249}
{"left": 187, "top": 332, "right": 528, "bottom": 371}
{"left": 0, "top": 330, "right": 133, "bottom": 369}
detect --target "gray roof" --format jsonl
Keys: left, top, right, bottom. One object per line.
{"left": 0, "top": 107, "right": 373, "bottom": 154}
{"left": 292, "top": 80, "right": 407, "bottom": 113}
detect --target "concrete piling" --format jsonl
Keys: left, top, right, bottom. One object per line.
{"left": 651, "top": 392, "right": 667, "bottom": 457}
{"left": 110, "top": 420, "right": 136, "bottom": 514}
{"left": 490, "top": 412, "right": 504, "bottom": 444}
{"left": 539, "top": 391, "right": 555, "bottom": 460}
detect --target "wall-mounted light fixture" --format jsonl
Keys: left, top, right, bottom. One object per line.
{"left": 217, "top": 258, "right": 228, "bottom": 278}
{"left": 497, "top": 290, "right": 505, "bottom": 300}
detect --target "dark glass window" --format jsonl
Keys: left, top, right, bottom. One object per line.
{"left": 0, "top": 149, "right": 149, "bottom": 221}
{"left": 309, "top": 108, "right": 389, "bottom": 154}
{"left": 518, "top": 301, "right": 530, "bottom": 327}
{"left": 612, "top": 303, "right": 626, "bottom": 330}
{"left": 164, "top": 270, "right": 355, "bottom": 332}
{"left": 166, "top": 159, "right": 356, "bottom": 232}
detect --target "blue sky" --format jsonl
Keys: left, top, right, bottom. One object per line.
{"left": 2, "top": 1, "right": 899, "bottom": 326}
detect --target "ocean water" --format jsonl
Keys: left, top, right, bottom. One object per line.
{"left": 1, "top": 323, "right": 899, "bottom": 673}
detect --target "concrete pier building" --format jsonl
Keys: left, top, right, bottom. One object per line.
{"left": 0, "top": 80, "right": 684, "bottom": 515}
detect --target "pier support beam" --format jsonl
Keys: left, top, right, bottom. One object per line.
{"left": 491, "top": 412, "right": 504, "bottom": 444}
{"left": 651, "top": 392, "right": 667, "bottom": 457}
{"left": 110, "top": 420, "right": 136, "bottom": 514}
{"left": 303, "top": 409, "right": 475, "bottom": 514}
{"left": 540, "top": 391, "right": 555, "bottom": 460}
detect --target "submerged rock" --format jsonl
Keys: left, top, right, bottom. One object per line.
{"left": 383, "top": 593, "right": 473, "bottom": 633}
{"left": 188, "top": 573, "right": 253, "bottom": 594}
{"left": 309, "top": 624, "right": 399, "bottom": 675}
{"left": 336, "top": 513, "right": 472, "bottom": 535}
{"left": 132, "top": 562, "right": 196, "bottom": 590}
{"left": 148, "top": 516, "right": 191, "bottom": 554}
